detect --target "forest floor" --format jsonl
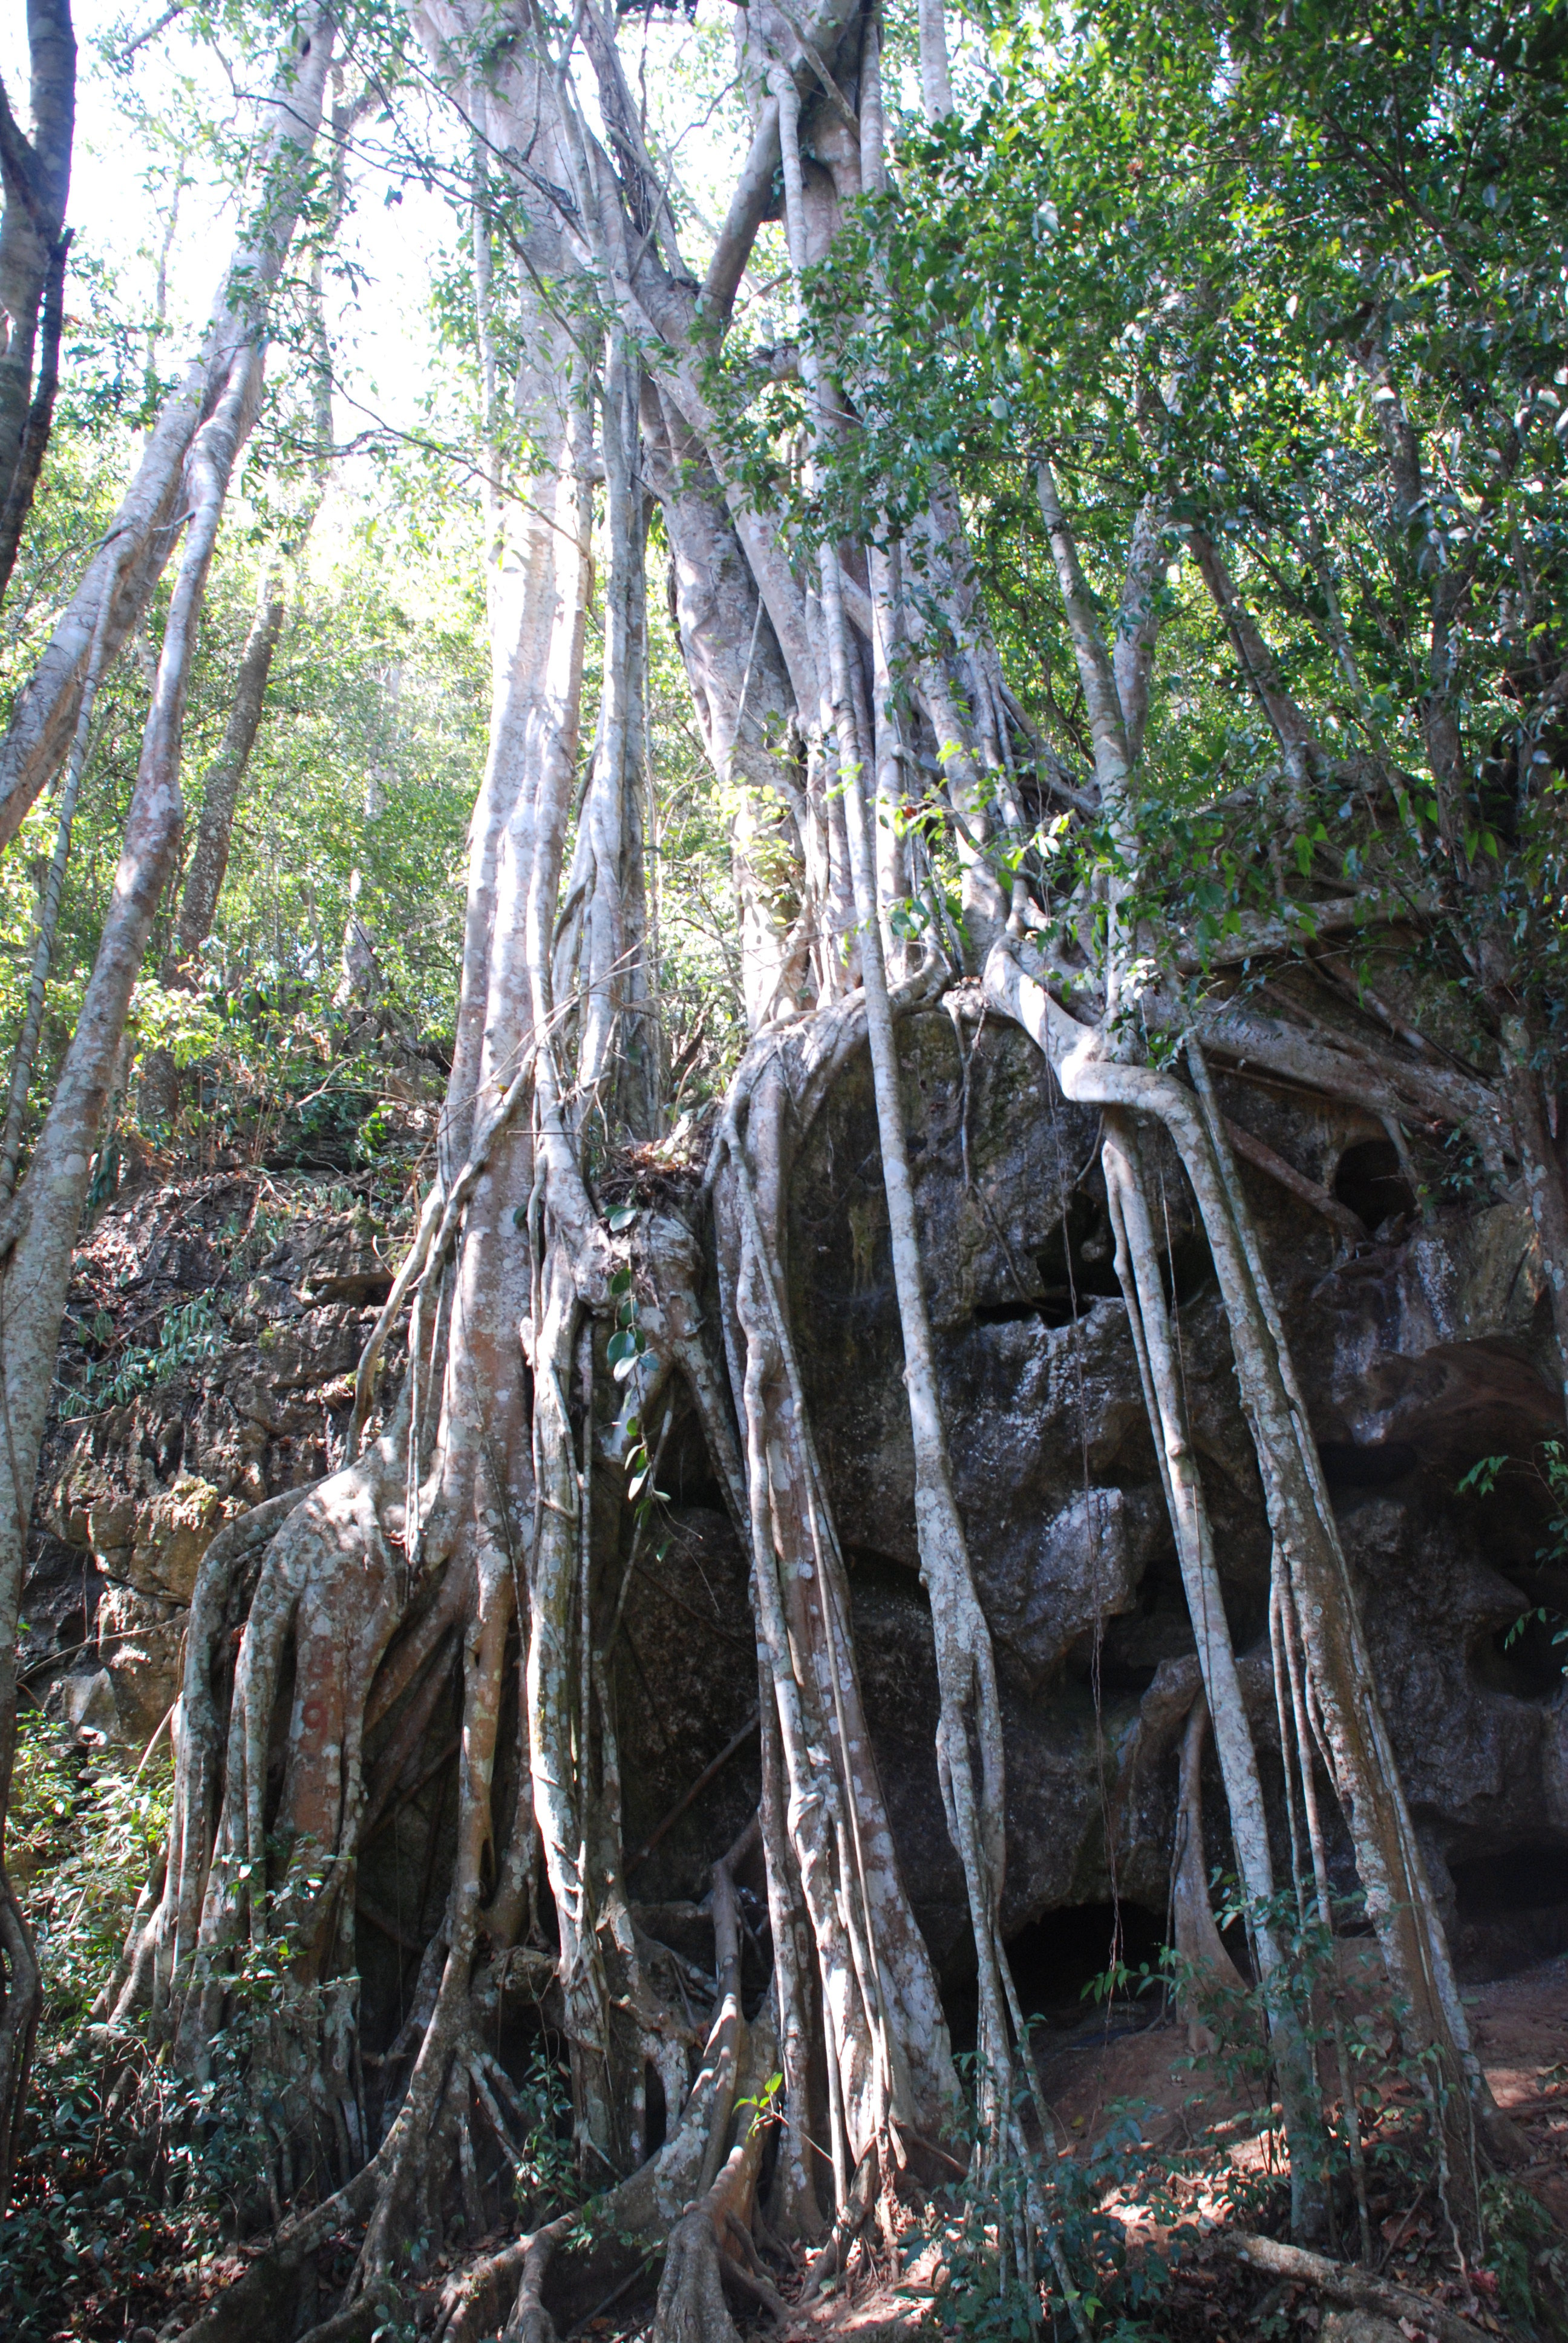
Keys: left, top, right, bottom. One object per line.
{"left": 726, "top": 1949, "right": 1568, "bottom": 2343}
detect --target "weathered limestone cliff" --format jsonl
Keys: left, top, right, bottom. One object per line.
{"left": 24, "top": 1011, "right": 1568, "bottom": 2017}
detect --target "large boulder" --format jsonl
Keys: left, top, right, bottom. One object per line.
{"left": 771, "top": 1001, "right": 1568, "bottom": 1985}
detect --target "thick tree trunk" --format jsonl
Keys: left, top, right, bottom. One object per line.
{"left": 0, "top": 10, "right": 336, "bottom": 2204}
{"left": 776, "top": 57, "right": 1024, "bottom": 2174}
{"left": 0, "top": 332, "right": 266, "bottom": 2197}
{"left": 0, "top": 224, "right": 69, "bottom": 608}
{"left": 88, "top": 2, "right": 1541, "bottom": 2319}
{"left": 0, "top": 0, "right": 75, "bottom": 609}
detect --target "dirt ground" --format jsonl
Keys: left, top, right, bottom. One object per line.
{"left": 1465, "top": 1953, "right": 1568, "bottom": 2234}
{"left": 785, "top": 1950, "right": 1568, "bottom": 2343}
{"left": 1029, "top": 1946, "right": 1568, "bottom": 2226}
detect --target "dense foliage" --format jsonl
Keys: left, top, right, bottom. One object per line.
{"left": 785, "top": 0, "right": 1568, "bottom": 1063}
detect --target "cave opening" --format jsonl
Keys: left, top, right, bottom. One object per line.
{"left": 971, "top": 1184, "right": 1205, "bottom": 1330}
{"left": 1334, "top": 1136, "right": 1417, "bottom": 1234}
{"left": 656, "top": 1395, "right": 729, "bottom": 1513}
{"left": 1036, "top": 1190, "right": 1124, "bottom": 1317}
{"left": 1317, "top": 1438, "right": 1420, "bottom": 1493}
{"left": 1004, "top": 1899, "right": 1170, "bottom": 2033}
{"left": 1451, "top": 1839, "right": 1568, "bottom": 1979}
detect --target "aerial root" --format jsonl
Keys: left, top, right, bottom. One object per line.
{"left": 651, "top": 2100, "right": 780, "bottom": 2343}
{"left": 1221, "top": 2230, "right": 1493, "bottom": 2343}
{"left": 502, "top": 2223, "right": 567, "bottom": 2343}
{"left": 429, "top": 2221, "right": 571, "bottom": 2343}
{"left": 803, "top": 2145, "right": 878, "bottom": 2292}
{"left": 652, "top": 2214, "right": 747, "bottom": 2343}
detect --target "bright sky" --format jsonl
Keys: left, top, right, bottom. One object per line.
{"left": 0, "top": 4, "right": 746, "bottom": 451}
{"left": 0, "top": 0, "right": 981, "bottom": 522}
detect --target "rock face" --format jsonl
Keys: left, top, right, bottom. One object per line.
{"left": 25, "top": 1173, "right": 397, "bottom": 1743}
{"left": 779, "top": 1003, "right": 1568, "bottom": 1989}
{"left": 25, "top": 1011, "right": 1568, "bottom": 2005}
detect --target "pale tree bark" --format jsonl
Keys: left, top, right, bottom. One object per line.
{"left": 137, "top": 549, "right": 288, "bottom": 1133}
{"left": 1050, "top": 467, "right": 1329, "bottom": 2221}
{"left": 88, "top": 0, "right": 1533, "bottom": 2318}
{"left": 987, "top": 457, "right": 1489, "bottom": 2244}
{"left": 774, "top": 54, "right": 1027, "bottom": 2195}
{"left": 1102, "top": 1106, "right": 1328, "bottom": 2237}
{"left": 641, "top": 388, "right": 810, "bottom": 1027}
{"left": 917, "top": 0, "right": 954, "bottom": 120}
{"left": 120, "top": 1, "right": 987, "bottom": 2276}
{"left": 118, "top": 38, "right": 693, "bottom": 2292}
{"left": 985, "top": 938, "right": 1488, "bottom": 2249}
{"left": 167, "top": 72, "right": 357, "bottom": 988}
{"left": 166, "top": 555, "right": 286, "bottom": 978}
{"left": 0, "top": 0, "right": 74, "bottom": 609}
{"left": 0, "top": 330, "right": 267, "bottom": 2198}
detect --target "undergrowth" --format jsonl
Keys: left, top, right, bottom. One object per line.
{"left": 4, "top": 1713, "right": 1565, "bottom": 2341}
{"left": 0, "top": 1707, "right": 584, "bottom": 2342}
{"left": 0, "top": 1710, "right": 275, "bottom": 2339}
{"left": 57, "top": 1295, "right": 227, "bottom": 1420}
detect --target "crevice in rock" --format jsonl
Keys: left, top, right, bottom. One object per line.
{"left": 1004, "top": 1900, "right": 1171, "bottom": 2034}
{"left": 1334, "top": 1138, "right": 1417, "bottom": 1236}
{"left": 1318, "top": 1440, "right": 1420, "bottom": 1493}
{"left": 1451, "top": 1841, "right": 1568, "bottom": 1980}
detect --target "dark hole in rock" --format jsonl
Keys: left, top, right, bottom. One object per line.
{"left": 1037, "top": 1192, "right": 1123, "bottom": 1306}
{"left": 1097, "top": 1652, "right": 1160, "bottom": 1696}
{"left": 1061, "top": 1622, "right": 1161, "bottom": 1696}
{"left": 1005, "top": 1900, "right": 1169, "bottom": 2030}
{"left": 54, "top": 1603, "right": 87, "bottom": 1651}
{"left": 656, "top": 1401, "right": 727, "bottom": 1512}
{"left": 1318, "top": 1439, "right": 1420, "bottom": 1492}
{"left": 971, "top": 1187, "right": 1212, "bottom": 1327}
{"left": 1334, "top": 1138, "right": 1417, "bottom": 1234}
{"left": 1476, "top": 1605, "right": 1567, "bottom": 1701}
{"left": 1451, "top": 1840, "right": 1568, "bottom": 1980}
{"left": 1085, "top": 1548, "right": 1197, "bottom": 1694}
{"left": 1165, "top": 1224, "right": 1217, "bottom": 1309}
{"left": 975, "top": 1299, "right": 1050, "bottom": 1328}
{"left": 973, "top": 1291, "right": 1101, "bottom": 1329}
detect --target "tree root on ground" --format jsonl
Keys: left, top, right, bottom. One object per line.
{"left": 652, "top": 2120, "right": 777, "bottom": 2343}
{"left": 1221, "top": 2230, "right": 1493, "bottom": 2343}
